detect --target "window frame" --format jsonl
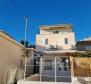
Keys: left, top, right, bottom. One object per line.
{"left": 64, "top": 38, "right": 68, "bottom": 44}
{"left": 45, "top": 39, "right": 48, "bottom": 45}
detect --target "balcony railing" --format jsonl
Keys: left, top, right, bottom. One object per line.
{"left": 46, "top": 45, "right": 76, "bottom": 51}
{"left": 24, "top": 56, "right": 72, "bottom": 82}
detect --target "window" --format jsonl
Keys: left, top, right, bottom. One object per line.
{"left": 44, "top": 60, "right": 53, "bottom": 70}
{"left": 42, "top": 38, "right": 48, "bottom": 44}
{"left": 42, "top": 38, "right": 45, "bottom": 44}
{"left": 45, "top": 39, "right": 48, "bottom": 44}
{"left": 53, "top": 31, "right": 59, "bottom": 34}
{"left": 64, "top": 38, "right": 68, "bottom": 44}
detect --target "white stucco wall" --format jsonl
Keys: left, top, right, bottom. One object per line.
{"left": 36, "top": 33, "right": 75, "bottom": 51}
{"left": 0, "top": 32, "right": 24, "bottom": 84}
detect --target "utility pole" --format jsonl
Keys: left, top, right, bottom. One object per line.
{"left": 24, "top": 16, "right": 28, "bottom": 47}
{"left": 24, "top": 16, "right": 28, "bottom": 80}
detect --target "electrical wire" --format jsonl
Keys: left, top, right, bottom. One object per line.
{"left": 9, "top": 0, "right": 27, "bottom": 17}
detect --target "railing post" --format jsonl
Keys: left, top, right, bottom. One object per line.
{"left": 55, "top": 56, "right": 57, "bottom": 82}
{"left": 24, "top": 56, "right": 28, "bottom": 80}
{"left": 70, "top": 56, "right": 74, "bottom": 83}
{"left": 40, "top": 56, "right": 42, "bottom": 81}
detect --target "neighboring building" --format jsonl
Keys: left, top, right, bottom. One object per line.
{"left": 77, "top": 40, "right": 91, "bottom": 51}
{"left": 0, "top": 30, "right": 34, "bottom": 84}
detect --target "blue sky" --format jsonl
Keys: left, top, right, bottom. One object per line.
{"left": 0, "top": 0, "right": 91, "bottom": 44}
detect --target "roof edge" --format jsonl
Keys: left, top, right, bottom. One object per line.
{"left": 0, "top": 30, "right": 24, "bottom": 48}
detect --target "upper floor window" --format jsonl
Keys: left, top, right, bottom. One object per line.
{"left": 45, "top": 39, "right": 48, "bottom": 44}
{"left": 42, "top": 38, "right": 48, "bottom": 45}
{"left": 64, "top": 38, "right": 68, "bottom": 44}
{"left": 53, "top": 31, "right": 59, "bottom": 34}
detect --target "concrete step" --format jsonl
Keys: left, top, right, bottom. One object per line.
{"left": 18, "top": 80, "right": 81, "bottom": 84}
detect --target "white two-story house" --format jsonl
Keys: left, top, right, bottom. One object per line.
{"left": 18, "top": 24, "right": 83, "bottom": 84}
{"left": 35, "top": 24, "right": 76, "bottom": 82}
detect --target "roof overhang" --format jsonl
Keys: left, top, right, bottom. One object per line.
{"left": 37, "top": 50, "right": 76, "bottom": 56}
{"left": 36, "top": 50, "right": 87, "bottom": 57}
{"left": 77, "top": 40, "right": 91, "bottom": 45}
{"left": 40, "top": 24, "right": 72, "bottom": 31}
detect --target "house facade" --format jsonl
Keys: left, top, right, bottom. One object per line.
{"left": 36, "top": 24, "right": 75, "bottom": 51}
{"left": 18, "top": 24, "right": 86, "bottom": 84}
{"left": 35, "top": 24, "right": 76, "bottom": 83}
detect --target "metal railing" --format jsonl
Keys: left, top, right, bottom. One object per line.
{"left": 24, "top": 59, "right": 72, "bottom": 82}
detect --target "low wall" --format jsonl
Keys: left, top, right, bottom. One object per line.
{"left": 73, "top": 57, "right": 91, "bottom": 77}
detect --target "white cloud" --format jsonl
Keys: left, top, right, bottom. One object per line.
{"left": 83, "top": 37, "right": 91, "bottom": 41}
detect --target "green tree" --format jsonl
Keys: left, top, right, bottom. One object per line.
{"left": 20, "top": 40, "right": 29, "bottom": 48}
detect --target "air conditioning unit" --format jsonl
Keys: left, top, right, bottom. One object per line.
{"left": 70, "top": 45, "right": 76, "bottom": 50}
{"left": 50, "top": 45, "right": 54, "bottom": 49}
{"left": 56, "top": 45, "right": 59, "bottom": 49}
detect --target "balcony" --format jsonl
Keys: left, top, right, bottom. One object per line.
{"left": 47, "top": 45, "right": 63, "bottom": 51}
{"left": 46, "top": 45, "right": 76, "bottom": 51}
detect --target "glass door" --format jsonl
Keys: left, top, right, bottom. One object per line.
{"left": 41, "top": 56, "right": 72, "bottom": 82}
{"left": 56, "top": 57, "right": 72, "bottom": 82}
{"left": 41, "top": 56, "right": 55, "bottom": 82}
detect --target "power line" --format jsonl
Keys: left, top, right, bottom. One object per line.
{"left": 9, "top": 0, "right": 27, "bottom": 17}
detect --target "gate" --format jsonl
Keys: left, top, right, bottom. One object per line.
{"left": 41, "top": 56, "right": 72, "bottom": 82}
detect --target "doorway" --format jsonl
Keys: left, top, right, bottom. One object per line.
{"left": 56, "top": 57, "right": 71, "bottom": 82}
